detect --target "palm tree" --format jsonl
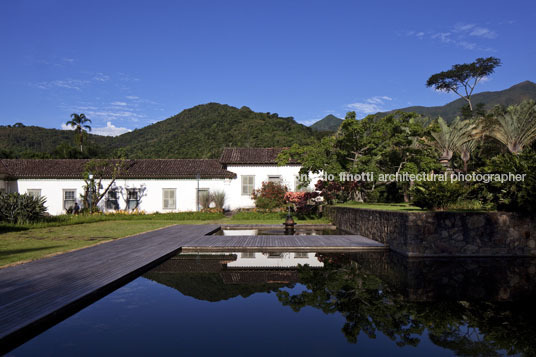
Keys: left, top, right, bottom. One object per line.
{"left": 66, "top": 113, "right": 92, "bottom": 152}
{"left": 488, "top": 100, "right": 536, "bottom": 154}
{"left": 429, "top": 117, "right": 479, "bottom": 168}
{"left": 457, "top": 139, "right": 479, "bottom": 173}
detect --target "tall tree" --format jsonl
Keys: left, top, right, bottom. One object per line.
{"left": 429, "top": 117, "right": 480, "bottom": 168}
{"left": 81, "top": 159, "right": 127, "bottom": 211}
{"left": 488, "top": 99, "right": 536, "bottom": 154}
{"left": 457, "top": 139, "right": 479, "bottom": 173}
{"left": 426, "top": 57, "right": 501, "bottom": 112}
{"left": 66, "top": 113, "right": 92, "bottom": 152}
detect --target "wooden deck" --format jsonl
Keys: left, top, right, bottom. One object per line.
{"left": 182, "top": 234, "right": 386, "bottom": 252}
{"left": 0, "top": 224, "right": 386, "bottom": 351}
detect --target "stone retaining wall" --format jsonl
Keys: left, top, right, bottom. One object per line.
{"left": 325, "top": 206, "right": 536, "bottom": 256}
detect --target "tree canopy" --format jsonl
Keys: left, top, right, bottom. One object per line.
{"left": 426, "top": 57, "right": 501, "bottom": 112}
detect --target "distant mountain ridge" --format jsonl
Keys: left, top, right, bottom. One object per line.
{"left": 2, "top": 81, "right": 535, "bottom": 158}
{"left": 310, "top": 114, "right": 343, "bottom": 132}
{"left": 1, "top": 103, "right": 321, "bottom": 159}
{"left": 381, "top": 80, "right": 536, "bottom": 122}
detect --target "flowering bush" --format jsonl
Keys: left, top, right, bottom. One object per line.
{"left": 284, "top": 191, "right": 321, "bottom": 217}
{"left": 251, "top": 181, "right": 288, "bottom": 210}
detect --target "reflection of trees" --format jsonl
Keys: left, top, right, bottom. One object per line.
{"left": 277, "top": 257, "right": 424, "bottom": 346}
{"left": 277, "top": 254, "right": 536, "bottom": 355}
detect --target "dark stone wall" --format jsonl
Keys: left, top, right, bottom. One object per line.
{"left": 326, "top": 206, "right": 536, "bottom": 256}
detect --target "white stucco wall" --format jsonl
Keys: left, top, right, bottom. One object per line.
{"left": 9, "top": 164, "right": 322, "bottom": 215}
{"left": 223, "top": 164, "right": 319, "bottom": 210}
{"left": 14, "top": 178, "right": 231, "bottom": 215}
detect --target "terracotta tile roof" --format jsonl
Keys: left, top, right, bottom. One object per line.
{"left": 219, "top": 147, "right": 297, "bottom": 165}
{"left": 0, "top": 159, "right": 236, "bottom": 179}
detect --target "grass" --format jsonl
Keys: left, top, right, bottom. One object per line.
{"left": 0, "top": 220, "right": 177, "bottom": 267}
{"left": 0, "top": 212, "right": 330, "bottom": 267}
{"left": 333, "top": 201, "right": 493, "bottom": 212}
{"left": 333, "top": 202, "right": 424, "bottom": 211}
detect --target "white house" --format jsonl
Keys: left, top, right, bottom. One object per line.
{"left": 0, "top": 148, "right": 316, "bottom": 215}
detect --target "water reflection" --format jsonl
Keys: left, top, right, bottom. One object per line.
{"left": 144, "top": 251, "right": 536, "bottom": 355}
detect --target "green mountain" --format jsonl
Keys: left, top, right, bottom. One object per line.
{"left": 110, "top": 103, "right": 321, "bottom": 158}
{"left": 383, "top": 80, "right": 536, "bottom": 122}
{"left": 310, "top": 114, "right": 343, "bottom": 132}
{"left": 0, "top": 124, "right": 113, "bottom": 158}
{"left": 1, "top": 103, "right": 321, "bottom": 159}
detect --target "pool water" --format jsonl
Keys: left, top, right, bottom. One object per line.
{"left": 10, "top": 251, "right": 536, "bottom": 356}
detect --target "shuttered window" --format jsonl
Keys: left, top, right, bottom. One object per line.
{"left": 162, "top": 188, "right": 176, "bottom": 210}
{"left": 241, "top": 175, "right": 255, "bottom": 195}
{"left": 63, "top": 189, "right": 76, "bottom": 210}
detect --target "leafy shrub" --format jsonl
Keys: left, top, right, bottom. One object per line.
{"left": 251, "top": 182, "right": 288, "bottom": 210}
{"left": 477, "top": 150, "right": 536, "bottom": 213}
{"left": 0, "top": 193, "right": 48, "bottom": 224}
{"left": 412, "top": 180, "right": 467, "bottom": 210}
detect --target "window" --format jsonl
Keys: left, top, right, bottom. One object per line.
{"left": 295, "top": 176, "right": 308, "bottom": 192}
{"left": 27, "top": 189, "right": 41, "bottom": 198}
{"left": 105, "top": 188, "right": 120, "bottom": 210}
{"left": 127, "top": 189, "right": 140, "bottom": 210}
{"left": 241, "top": 175, "right": 255, "bottom": 195}
{"left": 267, "top": 175, "right": 282, "bottom": 184}
{"left": 197, "top": 188, "right": 209, "bottom": 210}
{"left": 241, "top": 252, "right": 255, "bottom": 259}
{"left": 267, "top": 252, "right": 283, "bottom": 259}
{"left": 294, "top": 252, "right": 308, "bottom": 258}
{"left": 162, "top": 188, "right": 176, "bottom": 210}
{"left": 63, "top": 189, "right": 76, "bottom": 210}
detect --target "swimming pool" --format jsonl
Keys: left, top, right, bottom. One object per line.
{"left": 9, "top": 251, "right": 536, "bottom": 356}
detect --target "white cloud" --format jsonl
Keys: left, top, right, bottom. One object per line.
{"left": 125, "top": 95, "right": 139, "bottom": 100}
{"left": 91, "top": 122, "right": 131, "bottom": 136}
{"left": 469, "top": 27, "right": 497, "bottom": 39}
{"left": 453, "top": 23, "right": 476, "bottom": 32}
{"left": 347, "top": 96, "right": 393, "bottom": 115}
{"left": 458, "top": 41, "right": 477, "bottom": 50}
{"left": 111, "top": 101, "right": 128, "bottom": 106}
{"left": 431, "top": 32, "right": 453, "bottom": 43}
{"left": 93, "top": 73, "right": 110, "bottom": 82}
{"left": 87, "top": 110, "right": 142, "bottom": 118}
{"left": 404, "top": 22, "right": 497, "bottom": 51}
{"left": 33, "top": 79, "right": 89, "bottom": 90}
{"left": 61, "top": 121, "right": 131, "bottom": 136}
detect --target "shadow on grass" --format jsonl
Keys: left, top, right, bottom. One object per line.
{"left": 0, "top": 225, "right": 30, "bottom": 234}
{"left": 0, "top": 245, "right": 63, "bottom": 258}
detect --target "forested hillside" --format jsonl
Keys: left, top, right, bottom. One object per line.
{"left": 0, "top": 103, "right": 322, "bottom": 159}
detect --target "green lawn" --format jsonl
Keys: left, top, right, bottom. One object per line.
{"left": 0, "top": 214, "right": 330, "bottom": 267}
{"left": 333, "top": 202, "right": 424, "bottom": 211}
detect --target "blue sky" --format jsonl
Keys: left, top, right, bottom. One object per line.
{"left": 1, "top": 0, "right": 534, "bottom": 136}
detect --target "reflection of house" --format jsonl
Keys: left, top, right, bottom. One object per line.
{"left": 144, "top": 252, "right": 323, "bottom": 301}
{"left": 228, "top": 252, "right": 324, "bottom": 269}
{"left": 0, "top": 148, "right": 319, "bottom": 215}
